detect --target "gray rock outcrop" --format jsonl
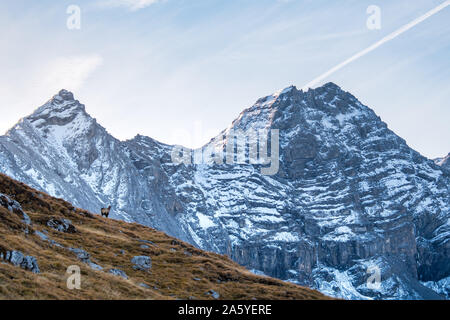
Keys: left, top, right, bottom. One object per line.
{"left": 47, "top": 218, "right": 76, "bottom": 233}
{"left": 0, "top": 250, "right": 40, "bottom": 273}
{"left": 68, "top": 247, "right": 91, "bottom": 263}
{"left": 131, "top": 256, "right": 152, "bottom": 271}
{"left": 0, "top": 193, "right": 31, "bottom": 225}
{"left": 108, "top": 268, "right": 129, "bottom": 280}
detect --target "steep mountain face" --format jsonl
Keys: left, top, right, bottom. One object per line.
{"left": 0, "top": 85, "right": 448, "bottom": 300}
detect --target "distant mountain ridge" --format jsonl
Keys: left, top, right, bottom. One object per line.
{"left": 0, "top": 84, "right": 448, "bottom": 299}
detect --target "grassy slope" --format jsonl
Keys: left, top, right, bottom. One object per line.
{"left": 0, "top": 173, "right": 330, "bottom": 300}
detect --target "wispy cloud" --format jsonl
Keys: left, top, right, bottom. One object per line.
{"left": 41, "top": 54, "right": 103, "bottom": 92}
{"left": 99, "top": 0, "right": 164, "bottom": 11}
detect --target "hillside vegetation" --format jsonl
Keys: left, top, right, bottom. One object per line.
{"left": 0, "top": 173, "right": 329, "bottom": 300}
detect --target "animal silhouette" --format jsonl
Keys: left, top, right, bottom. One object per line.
{"left": 101, "top": 205, "right": 111, "bottom": 218}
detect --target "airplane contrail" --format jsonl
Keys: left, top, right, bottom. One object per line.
{"left": 302, "top": 0, "right": 450, "bottom": 91}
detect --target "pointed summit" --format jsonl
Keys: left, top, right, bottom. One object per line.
{"left": 4, "top": 89, "right": 98, "bottom": 147}
{"left": 45, "top": 89, "right": 80, "bottom": 109}
{"left": 321, "top": 82, "right": 342, "bottom": 91}
{"left": 54, "top": 89, "right": 75, "bottom": 102}
{"left": 29, "top": 89, "right": 87, "bottom": 121}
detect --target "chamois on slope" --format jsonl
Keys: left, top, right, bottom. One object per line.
{"left": 101, "top": 205, "right": 111, "bottom": 218}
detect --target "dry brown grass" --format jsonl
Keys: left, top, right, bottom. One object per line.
{"left": 0, "top": 173, "right": 331, "bottom": 300}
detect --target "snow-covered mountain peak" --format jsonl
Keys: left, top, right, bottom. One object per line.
{"left": 14, "top": 89, "right": 98, "bottom": 144}
{"left": 221, "top": 82, "right": 369, "bottom": 139}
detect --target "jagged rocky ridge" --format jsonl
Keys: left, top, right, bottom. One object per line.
{"left": 0, "top": 84, "right": 448, "bottom": 299}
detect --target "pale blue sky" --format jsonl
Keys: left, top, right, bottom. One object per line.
{"left": 0, "top": 0, "right": 449, "bottom": 158}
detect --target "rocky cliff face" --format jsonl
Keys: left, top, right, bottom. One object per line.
{"left": 0, "top": 84, "right": 448, "bottom": 299}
